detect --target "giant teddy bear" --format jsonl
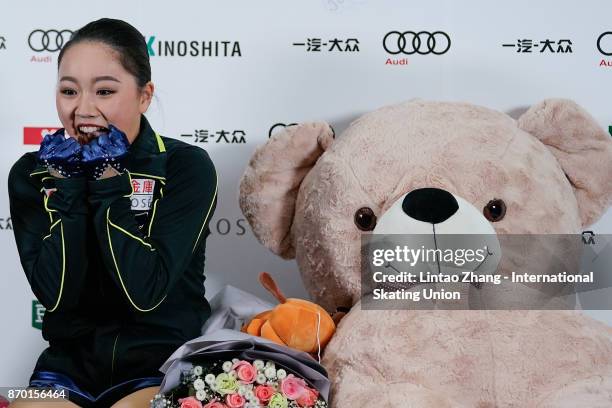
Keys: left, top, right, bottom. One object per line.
{"left": 239, "top": 99, "right": 612, "bottom": 407}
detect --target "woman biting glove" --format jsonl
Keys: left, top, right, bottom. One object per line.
{"left": 9, "top": 18, "right": 218, "bottom": 408}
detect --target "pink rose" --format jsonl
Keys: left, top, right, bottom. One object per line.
{"left": 254, "top": 385, "right": 275, "bottom": 403}
{"left": 203, "top": 399, "right": 228, "bottom": 408}
{"left": 226, "top": 393, "right": 245, "bottom": 408}
{"left": 296, "top": 387, "right": 320, "bottom": 407}
{"left": 232, "top": 360, "right": 256, "bottom": 384}
{"left": 280, "top": 374, "right": 308, "bottom": 400}
{"left": 179, "top": 396, "right": 203, "bottom": 408}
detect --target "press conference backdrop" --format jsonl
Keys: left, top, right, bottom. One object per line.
{"left": 1, "top": 0, "right": 612, "bottom": 388}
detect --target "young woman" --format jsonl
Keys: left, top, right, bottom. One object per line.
{"left": 9, "top": 18, "right": 218, "bottom": 407}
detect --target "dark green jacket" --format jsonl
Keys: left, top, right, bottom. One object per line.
{"left": 8, "top": 116, "right": 217, "bottom": 395}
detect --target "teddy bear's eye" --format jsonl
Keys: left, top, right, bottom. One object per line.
{"left": 483, "top": 199, "right": 506, "bottom": 222}
{"left": 354, "top": 207, "right": 377, "bottom": 231}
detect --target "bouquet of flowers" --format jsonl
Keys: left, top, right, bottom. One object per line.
{"left": 150, "top": 291, "right": 331, "bottom": 408}
{"left": 150, "top": 357, "right": 327, "bottom": 408}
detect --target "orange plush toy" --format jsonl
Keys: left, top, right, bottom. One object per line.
{"left": 242, "top": 272, "right": 341, "bottom": 356}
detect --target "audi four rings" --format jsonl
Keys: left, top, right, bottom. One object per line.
{"left": 383, "top": 31, "right": 451, "bottom": 55}
{"left": 28, "top": 29, "right": 73, "bottom": 52}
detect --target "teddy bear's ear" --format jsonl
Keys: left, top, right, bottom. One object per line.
{"left": 518, "top": 99, "right": 612, "bottom": 227}
{"left": 239, "top": 122, "right": 334, "bottom": 258}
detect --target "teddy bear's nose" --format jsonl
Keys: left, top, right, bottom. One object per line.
{"left": 402, "top": 187, "right": 459, "bottom": 224}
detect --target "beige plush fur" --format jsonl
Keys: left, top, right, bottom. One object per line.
{"left": 239, "top": 99, "right": 612, "bottom": 406}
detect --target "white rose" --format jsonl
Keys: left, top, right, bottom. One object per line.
{"left": 253, "top": 360, "right": 264, "bottom": 370}
{"left": 276, "top": 369, "right": 287, "bottom": 380}
{"left": 222, "top": 361, "right": 233, "bottom": 373}
{"left": 193, "top": 366, "right": 203, "bottom": 376}
{"left": 196, "top": 390, "right": 207, "bottom": 401}
{"left": 256, "top": 373, "right": 267, "bottom": 384}
{"left": 193, "top": 378, "right": 205, "bottom": 390}
{"left": 265, "top": 361, "right": 275, "bottom": 370}
{"left": 264, "top": 367, "right": 276, "bottom": 379}
{"left": 205, "top": 374, "right": 216, "bottom": 384}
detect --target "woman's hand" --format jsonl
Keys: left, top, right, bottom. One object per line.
{"left": 37, "top": 130, "right": 83, "bottom": 178}
{"left": 82, "top": 125, "right": 130, "bottom": 180}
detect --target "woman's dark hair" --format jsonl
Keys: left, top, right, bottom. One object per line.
{"left": 58, "top": 18, "right": 151, "bottom": 88}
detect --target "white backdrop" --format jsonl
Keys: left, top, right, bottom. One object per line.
{"left": 1, "top": 0, "right": 611, "bottom": 390}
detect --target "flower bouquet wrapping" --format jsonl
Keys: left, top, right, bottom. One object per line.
{"left": 150, "top": 329, "right": 330, "bottom": 408}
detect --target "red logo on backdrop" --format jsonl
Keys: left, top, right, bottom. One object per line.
{"left": 24, "top": 127, "right": 60, "bottom": 145}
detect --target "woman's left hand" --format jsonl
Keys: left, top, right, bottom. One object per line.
{"left": 82, "top": 125, "right": 130, "bottom": 180}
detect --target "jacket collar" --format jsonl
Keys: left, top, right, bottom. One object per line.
{"left": 126, "top": 115, "right": 167, "bottom": 180}
{"left": 30, "top": 115, "right": 167, "bottom": 181}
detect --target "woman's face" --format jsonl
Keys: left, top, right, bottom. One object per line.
{"left": 56, "top": 41, "right": 153, "bottom": 145}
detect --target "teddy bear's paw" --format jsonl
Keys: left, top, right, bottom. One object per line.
{"left": 532, "top": 372, "right": 612, "bottom": 408}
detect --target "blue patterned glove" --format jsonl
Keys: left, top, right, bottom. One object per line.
{"left": 81, "top": 125, "right": 130, "bottom": 179}
{"left": 37, "top": 129, "right": 84, "bottom": 178}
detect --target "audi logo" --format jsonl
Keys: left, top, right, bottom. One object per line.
{"left": 28, "top": 29, "right": 73, "bottom": 52}
{"left": 383, "top": 31, "right": 451, "bottom": 55}
{"left": 597, "top": 32, "right": 612, "bottom": 56}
